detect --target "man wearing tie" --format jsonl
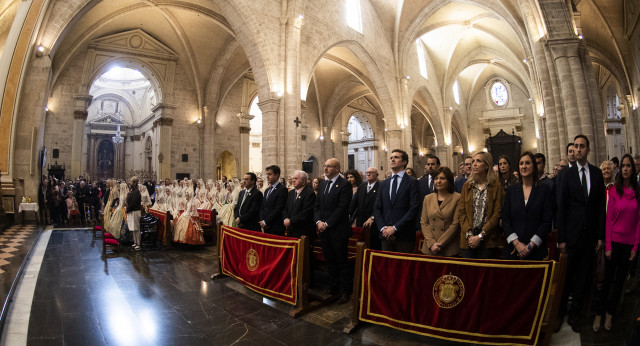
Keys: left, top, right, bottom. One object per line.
{"left": 314, "top": 158, "right": 352, "bottom": 303}
{"left": 556, "top": 135, "right": 605, "bottom": 333}
{"left": 374, "top": 149, "right": 420, "bottom": 253}
{"left": 419, "top": 156, "right": 440, "bottom": 200}
{"left": 349, "top": 167, "right": 381, "bottom": 250}
{"left": 234, "top": 173, "right": 263, "bottom": 232}
{"left": 259, "top": 165, "right": 288, "bottom": 236}
{"left": 283, "top": 170, "right": 316, "bottom": 239}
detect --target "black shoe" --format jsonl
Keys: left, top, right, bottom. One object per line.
{"left": 337, "top": 293, "right": 350, "bottom": 304}
{"left": 568, "top": 316, "right": 581, "bottom": 333}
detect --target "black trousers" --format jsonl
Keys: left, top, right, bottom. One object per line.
{"left": 320, "top": 229, "right": 352, "bottom": 293}
{"left": 597, "top": 242, "right": 633, "bottom": 316}
{"left": 561, "top": 238, "right": 597, "bottom": 318}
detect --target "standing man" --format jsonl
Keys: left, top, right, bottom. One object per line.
{"left": 419, "top": 156, "right": 440, "bottom": 200}
{"left": 535, "top": 153, "right": 551, "bottom": 185}
{"left": 234, "top": 173, "right": 263, "bottom": 232}
{"left": 76, "top": 180, "right": 89, "bottom": 223}
{"left": 314, "top": 158, "right": 352, "bottom": 303}
{"left": 374, "top": 149, "right": 420, "bottom": 253}
{"left": 556, "top": 135, "right": 606, "bottom": 333}
{"left": 259, "top": 165, "right": 288, "bottom": 236}
{"left": 283, "top": 170, "right": 316, "bottom": 239}
{"left": 125, "top": 177, "right": 142, "bottom": 251}
{"left": 566, "top": 143, "right": 576, "bottom": 167}
{"left": 454, "top": 156, "right": 472, "bottom": 193}
{"left": 349, "top": 167, "right": 381, "bottom": 250}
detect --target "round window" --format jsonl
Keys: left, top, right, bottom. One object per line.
{"left": 491, "top": 82, "right": 508, "bottom": 106}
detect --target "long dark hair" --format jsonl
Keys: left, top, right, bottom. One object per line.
{"left": 519, "top": 151, "right": 539, "bottom": 186}
{"left": 615, "top": 154, "right": 640, "bottom": 202}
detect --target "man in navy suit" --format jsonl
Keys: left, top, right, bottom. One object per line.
{"left": 454, "top": 156, "right": 472, "bottom": 193}
{"left": 314, "top": 158, "right": 352, "bottom": 303}
{"left": 259, "top": 165, "right": 288, "bottom": 236}
{"left": 418, "top": 155, "right": 440, "bottom": 200}
{"left": 556, "top": 134, "right": 605, "bottom": 333}
{"left": 374, "top": 149, "right": 420, "bottom": 253}
{"left": 234, "top": 172, "right": 263, "bottom": 232}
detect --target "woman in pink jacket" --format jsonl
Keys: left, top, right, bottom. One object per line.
{"left": 593, "top": 154, "right": 640, "bottom": 332}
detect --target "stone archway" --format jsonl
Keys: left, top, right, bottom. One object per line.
{"left": 216, "top": 150, "right": 237, "bottom": 180}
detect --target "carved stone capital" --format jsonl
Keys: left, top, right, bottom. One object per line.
{"left": 74, "top": 110, "right": 88, "bottom": 120}
{"left": 258, "top": 98, "right": 281, "bottom": 113}
{"left": 239, "top": 126, "right": 251, "bottom": 134}
{"left": 153, "top": 117, "right": 174, "bottom": 127}
{"left": 342, "top": 141, "right": 349, "bottom": 147}
{"left": 130, "top": 134, "right": 142, "bottom": 142}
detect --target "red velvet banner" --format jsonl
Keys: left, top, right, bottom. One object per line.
{"left": 358, "top": 249, "right": 555, "bottom": 346}
{"left": 220, "top": 225, "right": 300, "bottom": 305}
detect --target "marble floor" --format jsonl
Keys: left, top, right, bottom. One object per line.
{"left": 0, "top": 227, "right": 639, "bottom": 346}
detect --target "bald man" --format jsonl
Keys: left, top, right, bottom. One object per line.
{"left": 314, "top": 158, "right": 353, "bottom": 304}
{"left": 349, "top": 167, "right": 381, "bottom": 250}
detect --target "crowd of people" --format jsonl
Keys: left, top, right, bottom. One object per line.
{"left": 36, "top": 133, "right": 640, "bottom": 332}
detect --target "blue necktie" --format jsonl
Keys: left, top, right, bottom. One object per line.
{"left": 391, "top": 175, "right": 398, "bottom": 201}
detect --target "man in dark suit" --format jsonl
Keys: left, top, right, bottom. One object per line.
{"left": 454, "top": 156, "right": 472, "bottom": 193}
{"left": 374, "top": 149, "right": 420, "bottom": 253}
{"left": 314, "top": 158, "right": 352, "bottom": 303}
{"left": 234, "top": 172, "right": 263, "bottom": 232}
{"left": 259, "top": 165, "right": 288, "bottom": 236}
{"left": 566, "top": 142, "right": 576, "bottom": 167}
{"left": 349, "top": 167, "right": 380, "bottom": 250}
{"left": 418, "top": 155, "right": 440, "bottom": 200}
{"left": 556, "top": 134, "right": 605, "bottom": 333}
{"left": 283, "top": 170, "right": 316, "bottom": 239}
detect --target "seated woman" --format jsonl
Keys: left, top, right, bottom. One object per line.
{"left": 218, "top": 181, "right": 238, "bottom": 227}
{"left": 66, "top": 191, "right": 80, "bottom": 222}
{"left": 106, "top": 182, "right": 128, "bottom": 240}
{"left": 501, "top": 151, "right": 552, "bottom": 260}
{"left": 172, "top": 189, "right": 204, "bottom": 245}
{"left": 420, "top": 167, "right": 461, "bottom": 257}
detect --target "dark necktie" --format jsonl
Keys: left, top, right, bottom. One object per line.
{"left": 324, "top": 180, "right": 331, "bottom": 195}
{"left": 391, "top": 175, "right": 398, "bottom": 201}
{"left": 581, "top": 167, "right": 588, "bottom": 199}
{"left": 429, "top": 176, "right": 434, "bottom": 191}
{"left": 367, "top": 184, "right": 372, "bottom": 193}
{"left": 265, "top": 186, "right": 273, "bottom": 201}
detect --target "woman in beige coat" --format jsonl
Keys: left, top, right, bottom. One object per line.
{"left": 420, "top": 167, "right": 461, "bottom": 257}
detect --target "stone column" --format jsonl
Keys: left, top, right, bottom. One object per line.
{"left": 340, "top": 131, "right": 350, "bottom": 170}
{"left": 237, "top": 112, "right": 254, "bottom": 175}
{"left": 71, "top": 110, "right": 88, "bottom": 179}
{"left": 548, "top": 40, "right": 582, "bottom": 142}
{"left": 259, "top": 98, "right": 282, "bottom": 168}
{"left": 152, "top": 103, "right": 175, "bottom": 181}
{"left": 386, "top": 130, "right": 403, "bottom": 154}
{"left": 282, "top": 15, "right": 304, "bottom": 176}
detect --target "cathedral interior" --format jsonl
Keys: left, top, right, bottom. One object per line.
{"left": 0, "top": 1, "right": 640, "bottom": 345}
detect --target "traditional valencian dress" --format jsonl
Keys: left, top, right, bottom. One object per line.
{"left": 172, "top": 189, "right": 204, "bottom": 245}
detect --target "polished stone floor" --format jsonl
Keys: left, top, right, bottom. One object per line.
{"left": 1, "top": 228, "right": 639, "bottom": 345}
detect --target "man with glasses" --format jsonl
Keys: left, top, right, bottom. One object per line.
{"left": 314, "top": 158, "right": 352, "bottom": 304}
{"left": 374, "top": 149, "right": 420, "bottom": 253}
{"left": 454, "top": 156, "right": 473, "bottom": 193}
{"left": 349, "top": 167, "right": 381, "bottom": 250}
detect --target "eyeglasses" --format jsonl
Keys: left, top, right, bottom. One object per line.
{"left": 323, "top": 165, "right": 337, "bottom": 168}
{"left": 365, "top": 171, "right": 377, "bottom": 174}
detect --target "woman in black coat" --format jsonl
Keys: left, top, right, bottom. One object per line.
{"left": 502, "top": 151, "right": 553, "bottom": 260}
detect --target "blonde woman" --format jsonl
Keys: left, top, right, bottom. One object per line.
{"left": 458, "top": 151, "right": 505, "bottom": 259}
